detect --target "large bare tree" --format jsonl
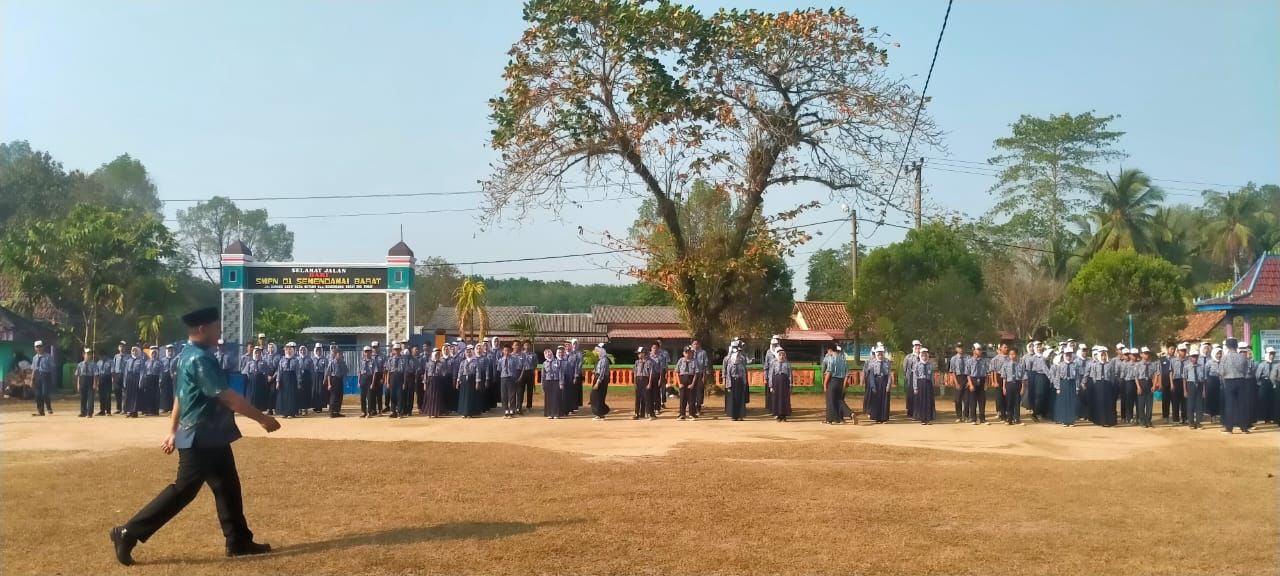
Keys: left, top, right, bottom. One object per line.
{"left": 484, "top": 0, "right": 935, "bottom": 346}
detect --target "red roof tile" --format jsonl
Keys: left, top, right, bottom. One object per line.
{"left": 1197, "top": 255, "right": 1280, "bottom": 308}
{"left": 1176, "top": 311, "right": 1225, "bottom": 341}
{"left": 792, "top": 301, "right": 852, "bottom": 334}
{"left": 606, "top": 328, "right": 691, "bottom": 340}
{"left": 782, "top": 329, "right": 835, "bottom": 342}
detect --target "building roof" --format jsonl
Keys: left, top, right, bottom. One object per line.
{"left": 791, "top": 301, "right": 852, "bottom": 334}
{"left": 523, "top": 313, "right": 605, "bottom": 335}
{"left": 301, "top": 326, "right": 425, "bottom": 336}
{"left": 606, "top": 328, "right": 691, "bottom": 340}
{"left": 1175, "top": 311, "right": 1226, "bottom": 342}
{"left": 222, "top": 240, "right": 252, "bottom": 256}
{"left": 423, "top": 305, "right": 536, "bottom": 333}
{"left": 387, "top": 241, "right": 414, "bottom": 257}
{"left": 0, "top": 304, "right": 57, "bottom": 343}
{"left": 1196, "top": 254, "right": 1280, "bottom": 310}
{"left": 0, "top": 277, "right": 67, "bottom": 325}
{"left": 781, "top": 328, "right": 835, "bottom": 342}
{"left": 591, "top": 305, "right": 681, "bottom": 325}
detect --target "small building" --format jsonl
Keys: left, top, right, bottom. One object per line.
{"left": 591, "top": 305, "right": 689, "bottom": 358}
{"left": 780, "top": 301, "right": 854, "bottom": 362}
{"left": 0, "top": 305, "right": 57, "bottom": 388}
{"left": 1193, "top": 253, "right": 1280, "bottom": 353}
{"left": 421, "top": 304, "right": 536, "bottom": 343}
{"left": 522, "top": 313, "right": 607, "bottom": 351}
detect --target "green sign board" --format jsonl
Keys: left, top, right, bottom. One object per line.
{"left": 244, "top": 265, "right": 388, "bottom": 291}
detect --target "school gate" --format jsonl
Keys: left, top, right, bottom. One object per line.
{"left": 218, "top": 240, "right": 416, "bottom": 360}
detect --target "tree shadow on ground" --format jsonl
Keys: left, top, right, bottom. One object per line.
{"left": 151, "top": 519, "right": 584, "bottom": 566}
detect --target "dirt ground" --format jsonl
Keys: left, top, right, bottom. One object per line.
{"left": 2, "top": 395, "right": 1277, "bottom": 575}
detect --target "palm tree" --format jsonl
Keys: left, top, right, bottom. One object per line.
{"left": 453, "top": 278, "right": 488, "bottom": 341}
{"left": 138, "top": 314, "right": 164, "bottom": 348}
{"left": 1083, "top": 168, "right": 1164, "bottom": 256}
{"left": 1203, "top": 189, "right": 1271, "bottom": 279}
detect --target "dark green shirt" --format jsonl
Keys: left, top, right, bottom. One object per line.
{"left": 174, "top": 340, "right": 241, "bottom": 449}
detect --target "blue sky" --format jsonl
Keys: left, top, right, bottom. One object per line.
{"left": 3, "top": 0, "right": 1277, "bottom": 295}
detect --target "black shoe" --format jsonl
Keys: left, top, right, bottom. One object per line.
{"left": 110, "top": 526, "right": 137, "bottom": 566}
{"left": 31, "top": 413, "right": 44, "bottom": 417}
{"left": 226, "top": 541, "right": 272, "bottom": 558}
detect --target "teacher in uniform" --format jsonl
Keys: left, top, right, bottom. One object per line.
{"left": 110, "top": 307, "right": 281, "bottom": 566}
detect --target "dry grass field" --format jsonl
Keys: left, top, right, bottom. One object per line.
{"left": 2, "top": 395, "right": 1277, "bottom": 575}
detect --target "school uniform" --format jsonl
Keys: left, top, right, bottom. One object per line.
{"left": 1119, "top": 360, "right": 1138, "bottom": 423}
{"left": 676, "top": 356, "right": 696, "bottom": 418}
{"left": 1256, "top": 359, "right": 1276, "bottom": 424}
{"left": 768, "top": 360, "right": 792, "bottom": 419}
{"left": 143, "top": 354, "right": 164, "bottom": 415}
{"left": 325, "top": 354, "right": 348, "bottom": 417}
{"left": 1167, "top": 355, "right": 1187, "bottom": 424}
{"left": 243, "top": 357, "right": 270, "bottom": 412}
{"left": 1185, "top": 360, "right": 1205, "bottom": 428}
{"left": 723, "top": 354, "right": 747, "bottom": 421}
{"left": 297, "top": 352, "right": 314, "bottom": 414}
{"left": 498, "top": 354, "right": 518, "bottom": 415}
{"left": 863, "top": 356, "right": 892, "bottom": 423}
{"left": 591, "top": 353, "right": 612, "bottom": 418}
{"left": 949, "top": 352, "right": 968, "bottom": 422}
{"left": 999, "top": 358, "right": 1026, "bottom": 424}
{"left": 1028, "top": 353, "right": 1052, "bottom": 421}
{"left": 313, "top": 352, "right": 330, "bottom": 413}
{"left": 358, "top": 356, "right": 376, "bottom": 417}
{"left": 96, "top": 359, "right": 113, "bottom": 415}
{"left": 692, "top": 348, "right": 709, "bottom": 417}
{"left": 124, "top": 352, "right": 145, "bottom": 416}
{"left": 275, "top": 355, "right": 300, "bottom": 418}
{"left": 822, "top": 352, "right": 849, "bottom": 424}
{"left": 765, "top": 347, "right": 778, "bottom": 413}
{"left": 540, "top": 356, "right": 561, "bottom": 418}
{"left": 76, "top": 359, "right": 97, "bottom": 417}
{"left": 1219, "top": 349, "right": 1250, "bottom": 433}
{"left": 458, "top": 355, "right": 481, "bottom": 417}
{"left": 1205, "top": 355, "right": 1222, "bottom": 420}
{"left": 990, "top": 353, "right": 1007, "bottom": 421}
{"left": 1087, "top": 359, "right": 1116, "bottom": 426}
{"left": 967, "top": 355, "right": 990, "bottom": 424}
{"left": 910, "top": 359, "right": 936, "bottom": 423}
{"left": 1133, "top": 359, "right": 1156, "bottom": 428}
{"left": 371, "top": 351, "right": 386, "bottom": 415}
{"left": 903, "top": 352, "right": 919, "bottom": 417}
{"left": 161, "top": 351, "right": 178, "bottom": 413}
{"left": 1051, "top": 358, "right": 1080, "bottom": 425}
{"left": 631, "top": 357, "right": 650, "bottom": 419}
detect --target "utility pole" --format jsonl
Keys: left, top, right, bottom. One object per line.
{"left": 911, "top": 158, "right": 924, "bottom": 229}
{"left": 849, "top": 208, "right": 858, "bottom": 298}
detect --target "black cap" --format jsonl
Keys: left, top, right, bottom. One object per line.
{"left": 181, "top": 306, "right": 219, "bottom": 328}
{"left": 1225, "top": 337, "right": 1239, "bottom": 350}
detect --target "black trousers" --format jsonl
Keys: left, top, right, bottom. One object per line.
{"left": 693, "top": 373, "right": 706, "bottom": 416}
{"left": 522, "top": 371, "right": 535, "bottom": 410}
{"left": 1121, "top": 379, "right": 1137, "bottom": 421}
{"left": 360, "top": 375, "right": 374, "bottom": 415}
{"left": 33, "top": 372, "right": 52, "bottom": 414}
{"left": 634, "top": 376, "right": 652, "bottom": 417}
{"left": 825, "top": 377, "right": 845, "bottom": 423}
{"left": 371, "top": 374, "right": 385, "bottom": 413}
{"left": 327, "top": 376, "right": 344, "bottom": 415}
{"left": 1168, "top": 378, "right": 1185, "bottom": 423}
{"left": 142, "top": 375, "right": 160, "bottom": 415}
{"left": 389, "top": 373, "right": 405, "bottom": 415}
{"left": 79, "top": 376, "right": 95, "bottom": 416}
{"left": 112, "top": 373, "right": 124, "bottom": 412}
{"left": 501, "top": 376, "right": 519, "bottom": 412}
{"left": 954, "top": 375, "right": 969, "bottom": 420}
{"left": 678, "top": 374, "right": 695, "bottom": 417}
{"left": 590, "top": 377, "right": 611, "bottom": 417}
{"left": 966, "top": 378, "right": 987, "bottom": 422}
{"left": 124, "top": 445, "right": 253, "bottom": 547}
{"left": 98, "top": 376, "right": 112, "bottom": 414}
{"left": 1004, "top": 381, "right": 1023, "bottom": 423}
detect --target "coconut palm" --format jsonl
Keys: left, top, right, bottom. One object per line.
{"left": 453, "top": 278, "right": 489, "bottom": 341}
{"left": 1203, "top": 189, "right": 1271, "bottom": 279}
{"left": 1083, "top": 168, "right": 1164, "bottom": 257}
{"left": 138, "top": 314, "right": 165, "bottom": 348}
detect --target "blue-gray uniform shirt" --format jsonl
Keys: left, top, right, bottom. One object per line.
{"left": 1001, "top": 358, "right": 1027, "bottom": 382}
{"left": 276, "top": 356, "right": 300, "bottom": 378}
{"left": 864, "top": 358, "right": 891, "bottom": 380}
{"left": 1219, "top": 351, "right": 1249, "bottom": 379}
{"left": 1170, "top": 356, "right": 1186, "bottom": 379}
{"left": 1269, "top": 361, "right": 1280, "bottom": 384}
{"left": 1206, "top": 357, "right": 1220, "bottom": 378}
{"left": 1254, "top": 360, "right": 1272, "bottom": 381}
{"left": 949, "top": 353, "right": 966, "bottom": 377}
{"left": 359, "top": 357, "right": 376, "bottom": 377}
{"left": 173, "top": 341, "right": 241, "bottom": 449}
{"left": 911, "top": 360, "right": 933, "bottom": 382}
{"left": 632, "top": 357, "right": 651, "bottom": 379}
{"left": 243, "top": 357, "right": 264, "bottom": 377}
{"left": 823, "top": 353, "right": 849, "bottom": 380}
{"left": 542, "top": 357, "right": 560, "bottom": 382}
{"left": 1185, "top": 361, "right": 1202, "bottom": 383}
{"left": 969, "top": 356, "right": 989, "bottom": 380}
{"left": 769, "top": 360, "right": 791, "bottom": 383}
{"left": 126, "top": 354, "right": 146, "bottom": 377}
{"left": 1050, "top": 360, "right": 1078, "bottom": 384}
{"left": 112, "top": 351, "right": 129, "bottom": 375}
{"left": 325, "top": 355, "right": 348, "bottom": 379}
{"left": 595, "top": 355, "right": 610, "bottom": 384}
{"left": 990, "top": 355, "right": 1007, "bottom": 381}
{"left": 75, "top": 360, "right": 96, "bottom": 378}
{"left": 722, "top": 355, "right": 747, "bottom": 383}
{"left": 497, "top": 355, "right": 516, "bottom": 378}
{"left": 1133, "top": 360, "right": 1157, "bottom": 381}
{"left": 1027, "top": 353, "right": 1049, "bottom": 375}
{"left": 676, "top": 357, "right": 694, "bottom": 376}
{"left": 33, "top": 352, "right": 53, "bottom": 375}
{"left": 693, "top": 349, "right": 709, "bottom": 373}
{"left": 146, "top": 356, "right": 164, "bottom": 376}
{"left": 903, "top": 353, "right": 920, "bottom": 382}
{"left": 165, "top": 354, "right": 180, "bottom": 379}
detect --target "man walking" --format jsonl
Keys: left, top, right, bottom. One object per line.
{"left": 110, "top": 306, "right": 279, "bottom": 566}
{"left": 31, "top": 340, "right": 54, "bottom": 417}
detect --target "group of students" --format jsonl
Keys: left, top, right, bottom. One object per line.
{"left": 59, "top": 331, "right": 1279, "bottom": 435}
{"left": 883, "top": 336, "right": 1275, "bottom": 434}
{"left": 66, "top": 340, "right": 180, "bottom": 419}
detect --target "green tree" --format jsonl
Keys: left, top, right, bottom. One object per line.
{"left": 0, "top": 205, "right": 178, "bottom": 350}
{"left": 1202, "top": 185, "right": 1275, "bottom": 280}
{"left": 987, "top": 112, "right": 1126, "bottom": 250}
{"left": 0, "top": 141, "right": 70, "bottom": 228}
{"left": 175, "top": 196, "right": 295, "bottom": 282}
{"left": 849, "top": 224, "right": 990, "bottom": 351}
{"left": 482, "top": 276, "right": 639, "bottom": 313}
{"left": 895, "top": 271, "right": 994, "bottom": 351}
{"left": 804, "top": 243, "right": 863, "bottom": 301}
{"left": 1083, "top": 168, "right": 1164, "bottom": 256}
{"left": 454, "top": 278, "right": 489, "bottom": 340}
{"left": 90, "top": 154, "right": 162, "bottom": 216}
{"left": 255, "top": 307, "right": 310, "bottom": 344}
{"left": 484, "top": 1, "right": 936, "bottom": 350}
{"left": 509, "top": 316, "right": 538, "bottom": 343}
{"left": 137, "top": 314, "right": 165, "bottom": 348}
{"left": 415, "top": 257, "right": 463, "bottom": 325}
{"left": 1058, "top": 251, "right": 1187, "bottom": 344}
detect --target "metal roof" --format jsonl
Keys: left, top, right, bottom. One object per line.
{"left": 591, "top": 305, "right": 681, "bottom": 325}
{"left": 301, "top": 326, "right": 424, "bottom": 335}
{"left": 423, "top": 305, "right": 536, "bottom": 332}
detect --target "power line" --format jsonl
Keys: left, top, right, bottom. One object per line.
{"left": 924, "top": 155, "right": 1250, "bottom": 191}
{"left": 818, "top": 0, "right": 953, "bottom": 252}
{"left": 161, "top": 196, "right": 641, "bottom": 224}
{"left": 924, "top": 164, "right": 1204, "bottom": 198}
